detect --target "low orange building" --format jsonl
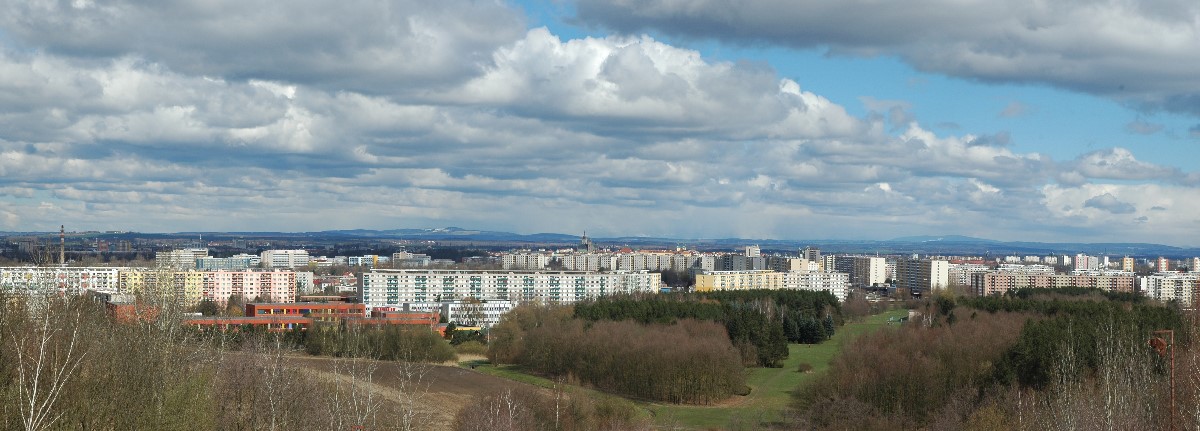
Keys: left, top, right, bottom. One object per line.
{"left": 244, "top": 302, "right": 366, "bottom": 322}
{"left": 182, "top": 316, "right": 313, "bottom": 332}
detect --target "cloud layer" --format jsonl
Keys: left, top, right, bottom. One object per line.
{"left": 575, "top": 0, "right": 1200, "bottom": 115}
{"left": 0, "top": 1, "right": 1195, "bottom": 245}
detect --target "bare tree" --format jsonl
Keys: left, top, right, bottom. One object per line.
{"left": 9, "top": 298, "right": 87, "bottom": 431}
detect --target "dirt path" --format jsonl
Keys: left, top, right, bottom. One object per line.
{"left": 285, "top": 355, "right": 540, "bottom": 429}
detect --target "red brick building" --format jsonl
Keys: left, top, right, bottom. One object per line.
{"left": 244, "top": 302, "right": 366, "bottom": 322}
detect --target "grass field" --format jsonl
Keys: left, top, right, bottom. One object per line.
{"left": 462, "top": 307, "right": 909, "bottom": 430}
{"left": 645, "top": 307, "right": 908, "bottom": 430}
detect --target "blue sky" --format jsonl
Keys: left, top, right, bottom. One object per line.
{"left": 0, "top": 0, "right": 1198, "bottom": 245}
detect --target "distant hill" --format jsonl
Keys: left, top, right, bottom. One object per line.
{"left": 889, "top": 235, "right": 999, "bottom": 243}
{"left": 4, "top": 228, "right": 1199, "bottom": 258}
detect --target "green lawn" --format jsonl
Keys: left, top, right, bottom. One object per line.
{"left": 644, "top": 308, "right": 907, "bottom": 430}
{"left": 461, "top": 308, "right": 909, "bottom": 430}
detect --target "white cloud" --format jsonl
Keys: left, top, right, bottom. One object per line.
{"left": 0, "top": 1, "right": 1193, "bottom": 244}
{"left": 576, "top": 0, "right": 1200, "bottom": 115}
{"left": 0, "top": 0, "right": 526, "bottom": 96}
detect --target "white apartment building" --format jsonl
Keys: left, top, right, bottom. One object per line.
{"left": 501, "top": 251, "right": 717, "bottom": 273}
{"left": 1, "top": 266, "right": 297, "bottom": 307}
{"left": 156, "top": 248, "right": 209, "bottom": 270}
{"left": 347, "top": 255, "right": 388, "bottom": 267}
{"left": 502, "top": 253, "right": 551, "bottom": 270}
{"left": 0, "top": 266, "right": 125, "bottom": 295}
{"left": 360, "top": 269, "right": 662, "bottom": 310}
{"left": 295, "top": 271, "right": 315, "bottom": 294}
{"left": 1140, "top": 273, "right": 1200, "bottom": 307}
{"left": 195, "top": 253, "right": 260, "bottom": 270}
{"left": 948, "top": 263, "right": 991, "bottom": 286}
{"left": 998, "top": 264, "right": 1055, "bottom": 274}
{"left": 694, "top": 270, "right": 848, "bottom": 301}
{"left": 783, "top": 270, "right": 850, "bottom": 301}
{"left": 261, "top": 249, "right": 311, "bottom": 268}
{"left": 377, "top": 300, "right": 516, "bottom": 327}
{"left": 895, "top": 259, "right": 949, "bottom": 296}
{"left": 852, "top": 257, "right": 887, "bottom": 287}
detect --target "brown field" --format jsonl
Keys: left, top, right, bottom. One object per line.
{"left": 285, "top": 355, "right": 536, "bottom": 429}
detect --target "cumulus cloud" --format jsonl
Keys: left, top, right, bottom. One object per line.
{"left": 575, "top": 0, "right": 1200, "bottom": 115}
{"left": 0, "top": 1, "right": 1193, "bottom": 244}
{"left": 1061, "top": 148, "right": 1181, "bottom": 183}
{"left": 0, "top": 0, "right": 526, "bottom": 96}
{"left": 1083, "top": 193, "right": 1136, "bottom": 214}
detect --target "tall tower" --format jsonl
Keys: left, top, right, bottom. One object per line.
{"left": 59, "top": 225, "right": 65, "bottom": 265}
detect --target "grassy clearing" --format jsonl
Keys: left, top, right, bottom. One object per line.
{"left": 460, "top": 308, "right": 909, "bottom": 430}
{"left": 461, "top": 360, "right": 558, "bottom": 390}
{"left": 646, "top": 308, "right": 908, "bottom": 430}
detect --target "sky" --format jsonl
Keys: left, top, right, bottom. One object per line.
{"left": 0, "top": 0, "right": 1198, "bottom": 245}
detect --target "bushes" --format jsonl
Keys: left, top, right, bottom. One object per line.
{"left": 455, "top": 340, "right": 488, "bottom": 356}
{"left": 574, "top": 290, "right": 843, "bottom": 367}
{"left": 796, "top": 308, "right": 1029, "bottom": 426}
{"left": 453, "top": 387, "right": 651, "bottom": 431}
{"left": 794, "top": 289, "right": 1192, "bottom": 430}
{"left": 303, "top": 324, "right": 456, "bottom": 363}
{"left": 489, "top": 305, "right": 746, "bottom": 404}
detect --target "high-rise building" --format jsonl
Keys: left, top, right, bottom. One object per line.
{"left": 1121, "top": 256, "right": 1136, "bottom": 273}
{"left": 895, "top": 259, "right": 949, "bottom": 296}
{"left": 1073, "top": 253, "right": 1099, "bottom": 271}
{"left": 745, "top": 245, "right": 761, "bottom": 258}
{"left": 1155, "top": 257, "right": 1171, "bottom": 273}
{"left": 802, "top": 246, "right": 821, "bottom": 262}
{"left": 851, "top": 256, "right": 887, "bottom": 287}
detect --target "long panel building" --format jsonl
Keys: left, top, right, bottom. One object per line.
{"left": 360, "top": 269, "right": 662, "bottom": 310}
{"left": 1, "top": 266, "right": 297, "bottom": 307}
{"left": 693, "top": 270, "right": 849, "bottom": 301}
{"left": 972, "top": 270, "right": 1136, "bottom": 296}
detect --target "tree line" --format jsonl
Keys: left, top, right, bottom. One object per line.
{"left": 487, "top": 305, "right": 746, "bottom": 404}
{"left": 299, "top": 323, "right": 457, "bottom": 363}
{"left": 573, "top": 290, "right": 842, "bottom": 366}
{"left": 794, "top": 288, "right": 1193, "bottom": 430}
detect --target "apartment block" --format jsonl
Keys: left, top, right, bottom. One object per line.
{"left": 1140, "top": 273, "right": 1200, "bottom": 306}
{"left": 360, "top": 269, "right": 662, "bottom": 310}
{"left": 972, "top": 271, "right": 1136, "bottom": 296}
{"left": 851, "top": 257, "right": 887, "bottom": 287}
{"left": 261, "top": 249, "right": 311, "bottom": 268}
{"left": 895, "top": 259, "right": 949, "bottom": 296}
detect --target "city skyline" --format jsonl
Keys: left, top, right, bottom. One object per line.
{"left": 1, "top": 1, "right": 1198, "bottom": 246}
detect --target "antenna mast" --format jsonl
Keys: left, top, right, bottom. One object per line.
{"left": 59, "top": 225, "right": 65, "bottom": 265}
